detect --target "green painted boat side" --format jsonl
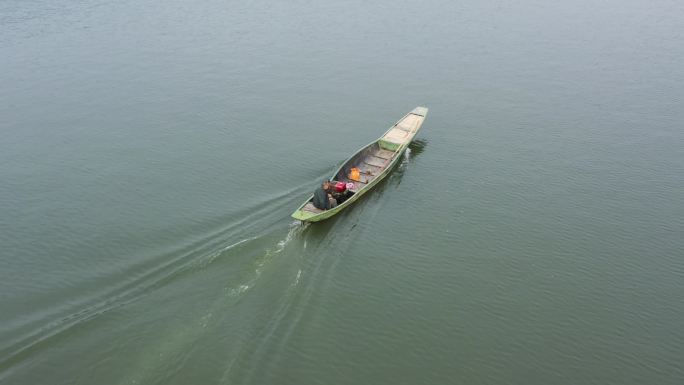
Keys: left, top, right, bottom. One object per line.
{"left": 291, "top": 107, "right": 428, "bottom": 222}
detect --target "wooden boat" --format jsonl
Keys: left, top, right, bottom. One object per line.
{"left": 291, "top": 106, "right": 428, "bottom": 222}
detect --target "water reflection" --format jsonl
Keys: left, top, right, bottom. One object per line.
{"left": 408, "top": 138, "right": 428, "bottom": 156}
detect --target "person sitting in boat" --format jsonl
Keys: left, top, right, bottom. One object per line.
{"left": 312, "top": 180, "right": 337, "bottom": 210}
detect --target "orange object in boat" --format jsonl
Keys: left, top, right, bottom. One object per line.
{"left": 349, "top": 167, "right": 360, "bottom": 181}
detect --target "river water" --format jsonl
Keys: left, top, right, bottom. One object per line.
{"left": 1, "top": 0, "right": 683, "bottom": 384}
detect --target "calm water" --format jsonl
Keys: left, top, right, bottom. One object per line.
{"left": 1, "top": 0, "right": 683, "bottom": 384}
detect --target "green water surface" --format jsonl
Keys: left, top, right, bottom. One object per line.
{"left": 1, "top": 0, "right": 683, "bottom": 384}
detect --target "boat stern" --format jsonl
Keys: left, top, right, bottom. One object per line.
{"left": 291, "top": 205, "right": 340, "bottom": 222}
{"left": 291, "top": 209, "right": 318, "bottom": 222}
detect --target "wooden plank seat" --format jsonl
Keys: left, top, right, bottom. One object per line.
{"left": 375, "top": 149, "right": 396, "bottom": 159}
{"left": 303, "top": 202, "right": 324, "bottom": 213}
{"left": 345, "top": 177, "right": 369, "bottom": 192}
{"left": 355, "top": 164, "right": 379, "bottom": 177}
{"left": 370, "top": 154, "right": 391, "bottom": 162}
{"left": 363, "top": 158, "right": 386, "bottom": 168}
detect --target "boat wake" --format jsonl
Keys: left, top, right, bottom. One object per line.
{"left": 118, "top": 220, "right": 310, "bottom": 385}
{"left": 0, "top": 184, "right": 316, "bottom": 380}
{"left": 225, "top": 220, "right": 308, "bottom": 298}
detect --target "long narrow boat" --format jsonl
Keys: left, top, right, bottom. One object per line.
{"left": 291, "top": 106, "right": 428, "bottom": 222}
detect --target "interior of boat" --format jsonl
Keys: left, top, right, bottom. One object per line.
{"left": 300, "top": 142, "right": 397, "bottom": 214}
{"left": 296, "top": 108, "right": 425, "bottom": 216}
{"left": 299, "top": 110, "right": 422, "bottom": 214}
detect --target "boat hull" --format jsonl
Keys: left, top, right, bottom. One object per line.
{"left": 291, "top": 107, "right": 428, "bottom": 222}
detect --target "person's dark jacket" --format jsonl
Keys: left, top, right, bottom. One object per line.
{"left": 312, "top": 187, "right": 330, "bottom": 209}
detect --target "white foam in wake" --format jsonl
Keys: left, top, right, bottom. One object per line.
{"left": 225, "top": 221, "right": 308, "bottom": 298}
